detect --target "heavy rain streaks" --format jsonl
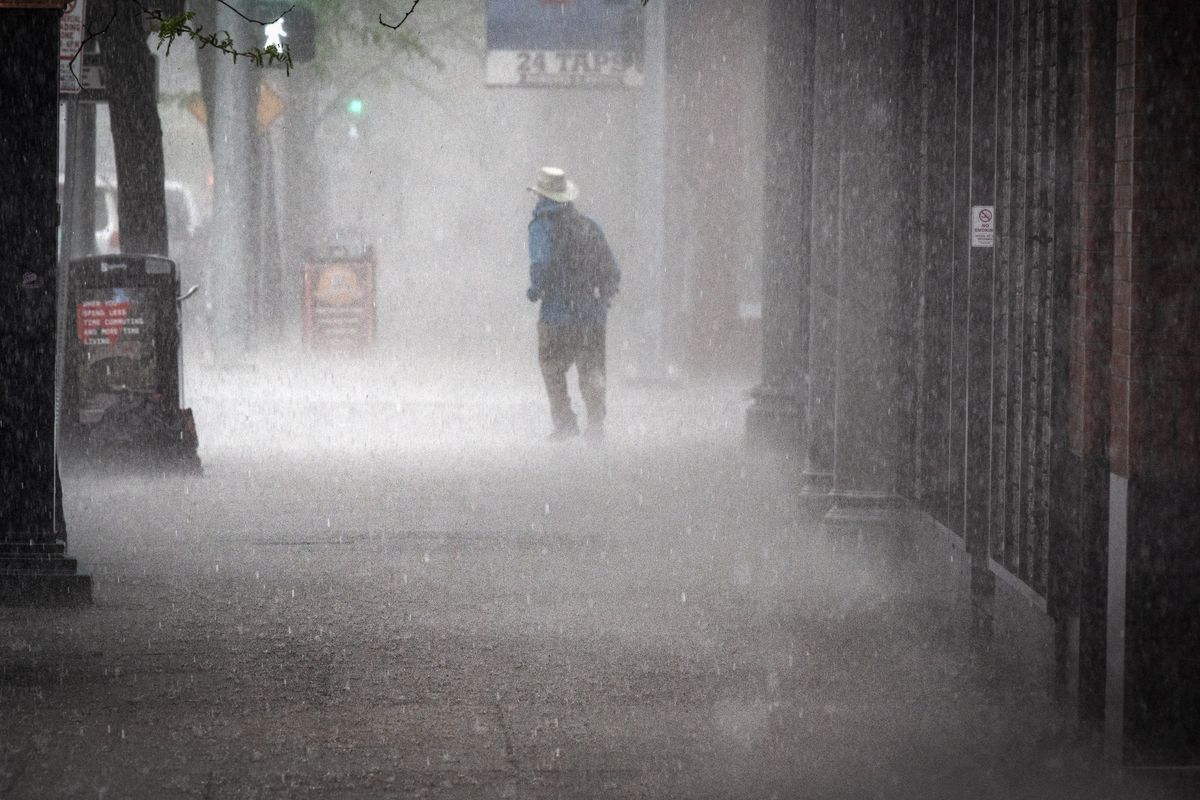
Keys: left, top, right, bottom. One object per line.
{"left": 2, "top": 1, "right": 1200, "bottom": 799}
{"left": 11, "top": 365, "right": 1092, "bottom": 798}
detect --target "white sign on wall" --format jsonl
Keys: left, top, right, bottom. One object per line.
{"left": 971, "top": 205, "right": 995, "bottom": 248}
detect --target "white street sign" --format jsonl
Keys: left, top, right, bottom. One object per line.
{"left": 58, "top": 0, "right": 87, "bottom": 93}
{"left": 59, "top": 0, "right": 86, "bottom": 58}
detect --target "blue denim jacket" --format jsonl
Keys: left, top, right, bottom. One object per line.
{"left": 527, "top": 197, "right": 618, "bottom": 326}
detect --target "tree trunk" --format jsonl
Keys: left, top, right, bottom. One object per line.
{"left": 95, "top": 0, "right": 168, "bottom": 256}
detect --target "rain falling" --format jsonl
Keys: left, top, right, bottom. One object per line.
{"left": 2, "top": 1, "right": 1199, "bottom": 798}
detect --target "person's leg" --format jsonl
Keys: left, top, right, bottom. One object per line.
{"left": 538, "top": 321, "right": 578, "bottom": 436}
{"left": 577, "top": 323, "right": 607, "bottom": 436}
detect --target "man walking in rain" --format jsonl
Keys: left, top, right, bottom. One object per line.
{"left": 526, "top": 167, "right": 620, "bottom": 442}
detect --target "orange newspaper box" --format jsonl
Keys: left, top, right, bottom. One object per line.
{"left": 302, "top": 240, "right": 377, "bottom": 352}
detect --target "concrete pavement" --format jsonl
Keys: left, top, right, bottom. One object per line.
{"left": 0, "top": 359, "right": 1191, "bottom": 798}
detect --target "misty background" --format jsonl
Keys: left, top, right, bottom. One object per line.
{"left": 79, "top": 0, "right": 766, "bottom": 397}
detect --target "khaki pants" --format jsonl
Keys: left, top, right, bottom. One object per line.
{"left": 538, "top": 321, "right": 606, "bottom": 433}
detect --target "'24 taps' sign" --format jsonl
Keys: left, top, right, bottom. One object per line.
{"left": 486, "top": 0, "right": 645, "bottom": 88}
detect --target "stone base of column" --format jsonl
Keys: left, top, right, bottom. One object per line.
{"left": 820, "top": 491, "right": 908, "bottom": 553}
{"left": 801, "top": 469, "right": 833, "bottom": 494}
{"left": 745, "top": 384, "right": 805, "bottom": 452}
{"left": 1, "top": 536, "right": 92, "bottom": 606}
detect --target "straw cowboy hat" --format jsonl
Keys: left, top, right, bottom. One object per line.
{"left": 528, "top": 166, "right": 579, "bottom": 203}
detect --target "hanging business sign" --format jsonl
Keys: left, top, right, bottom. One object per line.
{"left": 486, "top": 0, "right": 644, "bottom": 88}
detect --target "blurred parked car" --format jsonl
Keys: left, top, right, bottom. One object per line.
{"left": 164, "top": 180, "right": 203, "bottom": 247}
{"left": 57, "top": 175, "right": 120, "bottom": 255}
{"left": 57, "top": 177, "right": 205, "bottom": 258}
{"left": 94, "top": 176, "right": 120, "bottom": 253}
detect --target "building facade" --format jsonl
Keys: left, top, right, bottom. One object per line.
{"left": 747, "top": 0, "right": 1200, "bottom": 767}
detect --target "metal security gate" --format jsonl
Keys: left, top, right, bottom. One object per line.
{"left": 988, "top": 0, "right": 1072, "bottom": 599}
{"left": 908, "top": 0, "right": 1073, "bottom": 614}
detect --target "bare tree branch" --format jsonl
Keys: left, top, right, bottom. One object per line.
{"left": 214, "top": 0, "right": 292, "bottom": 26}
{"left": 146, "top": 5, "right": 293, "bottom": 72}
{"left": 66, "top": 2, "right": 119, "bottom": 89}
{"left": 379, "top": 0, "right": 421, "bottom": 31}
{"left": 67, "top": 1, "right": 295, "bottom": 77}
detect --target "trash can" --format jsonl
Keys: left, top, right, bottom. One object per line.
{"left": 59, "top": 254, "right": 201, "bottom": 473}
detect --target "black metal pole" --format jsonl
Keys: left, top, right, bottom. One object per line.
{"left": 0, "top": 8, "right": 91, "bottom": 605}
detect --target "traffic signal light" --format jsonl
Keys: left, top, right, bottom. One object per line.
{"left": 345, "top": 97, "right": 367, "bottom": 141}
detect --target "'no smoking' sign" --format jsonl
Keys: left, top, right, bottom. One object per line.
{"left": 971, "top": 205, "right": 995, "bottom": 248}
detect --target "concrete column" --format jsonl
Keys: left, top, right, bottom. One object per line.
{"left": 633, "top": 0, "right": 666, "bottom": 380}
{"left": 209, "top": 5, "right": 258, "bottom": 364}
{"left": 662, "top": 0, "right": 762, "bottom": 379}
{"left": 746, "top": 0, "right": 813, "bottom": 453}
{"left": 800, "top": 0, "right": 842, "bottom": 492}
{"left": 824, "top": 0, "right": 907, "bottom": 522}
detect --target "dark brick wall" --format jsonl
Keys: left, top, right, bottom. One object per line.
{"left": 1123, "top": 475, "right": 1200, "bottom": 765}
{"left": 1070, "top": 2, "right": 1116, "bottom": 463}
{"left": 1109, "top": 0, "right": 1200, "bottom": 481}
{"left": 1108, "top": 0, "right": 1200, "bottom": 766}
{"left": 748, "top": 0, "right": 1200, "bottom": 763}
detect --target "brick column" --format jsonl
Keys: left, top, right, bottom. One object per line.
{"left": 1066, "top": 0, "right": 1117, "bottom": 732}
{"left": 1105, "top": 0, "right": 1200, "bottom": 766}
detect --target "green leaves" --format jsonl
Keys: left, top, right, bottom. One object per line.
{"left": 145, "top": 6, "right": 295, "bottom": 73}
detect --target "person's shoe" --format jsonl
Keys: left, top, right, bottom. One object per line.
{"left": 547, "top": 424, "right": 579, "bottom": 442}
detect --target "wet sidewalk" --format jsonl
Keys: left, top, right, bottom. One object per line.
{"left": 0, "top": 361, "right": 1189, "bottom": 798}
